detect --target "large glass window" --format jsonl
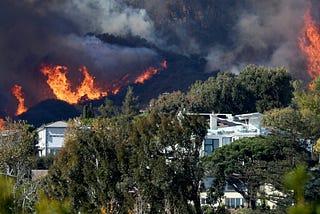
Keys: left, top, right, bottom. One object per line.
{"left": 236, "top": 198, "right": 241, "bottom": 208}
{"left": 204, "top": 139, "right": 219, "bottom": 155}
{"left": 226, "top": 198, "right": 244, "bottom": 208}
{"left": 222, "top": 137, "right": 232, "bottom": 146}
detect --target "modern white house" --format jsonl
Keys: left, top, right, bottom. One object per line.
{"left": 36, "top": 121, "right": 68, "bottom": 157}
{"left": 200, "top": 112, "right": 264, "bottom": 157}
{"left": 195, "top": 112, "right": 265, "bottom": 208}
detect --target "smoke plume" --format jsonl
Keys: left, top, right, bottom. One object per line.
{"left": 0, "top": 0, "right": 158, "bottom": 116}
{"left": 0, "top": 0, "right": 317, "bottom": 116}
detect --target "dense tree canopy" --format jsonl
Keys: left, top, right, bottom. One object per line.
{"left": 46, "top": 112, "right": 207, "bottom": 213}
{"left": 129, "top": 112, "right": 207, "bottom": 214}
{"left": 46, "top": 117, "right": 130, "bottom": 213}
{"left": 202, "top": 135, "right": 309, "bottom": 210}
{"left": 0, "top": 119, "right": 37, "bottom": 183}
{"left": 185, "top": 65, "right": 293, "bottom": 114}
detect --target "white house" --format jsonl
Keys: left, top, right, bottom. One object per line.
{"left": 36, "top": 121, "right": 68, "bottom": 157}
{"left": 200, "top": 112, "right": 264, "bottom": 156}
{"left": 196, "top": 112, "right": 265, "bottom": 208}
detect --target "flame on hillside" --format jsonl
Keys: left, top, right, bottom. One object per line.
{"left": 40, "top": 64, "right": 108, "bottom": 104}
{"left": 12, "top": 84, "right": 28, "bottom": 116}
{"left": 3, "top": 60, "right": 167, "bottom": 117}
{"left": 299, "top": 3, "right": 320, "bottom": 79}
{"left": 0, "top": 118, "right": 5, "bottom": 130}
{"left": 135, "top": 60, "right": 167, "bottom": 84}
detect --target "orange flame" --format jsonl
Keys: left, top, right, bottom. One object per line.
{"left": 299, "top": 3, "right": 320, "bottom": 79}
{"left": 161, "top": 60, "right": 167, "bottom": 69}
{"left": 11, "top": 84, "right": 28, "bottom": 116}
{"left": 134, "top": 67, "right": 159, "bottom": 84}
{"left": 40, "top": 64, "right": 108, "bottom": 104}
{"left": 0, "top": 118, "right": 5, "bottom": 130}
{"left": 134, "top": 60, "right": 167, "bottom": 84}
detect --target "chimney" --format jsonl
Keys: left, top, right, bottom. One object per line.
{"left": 209, "top": 113, "right": 217, "bottom": 130}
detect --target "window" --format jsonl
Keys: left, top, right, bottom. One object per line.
{"left": 47, "top": 148, "right": 61, "bottom": 155}
{"left": 204, "top": 139, "right": 219, "bottom": 155}
{"left": 230, "top": 198, "right": 235, "bottom": 208}
{"left": 201, "top": 198, "right": 206, "bottom": 205}
{"left": 225, "top": 198, "right": 244, "bottom": 208}
{"left": 236, "top": 198, "right": 241, "bottom": 208}
{"left": 222, "top": 137, "right": 232, "bottom": 146}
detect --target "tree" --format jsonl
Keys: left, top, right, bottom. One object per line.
{"left": 187, "top": 65, "right": 293, "bottom": 114}
{"left": 284, "top": 165, "right": 320, "bottom": 214}
{"left": 129, "top": 112, "right": 207, "bottom": 214}
{"left": 0, "top": 176, "right": 15, "bottom": 214}
{"left": 237, "top": 65, "right": 293, "bottom": 112}
{"left": 202, "top": 135, "right": 309, "bottom": 210}
{"left": 46, "top": 117, "right": 131, "bottom": 213}
{"left": 98, "top": 98, "right": 119, "bottom": 118}
{"left": 122, "top": 86, "right": 140, "bottom": 115}
{"left": 0, "top": 119, "right": 38, "bottom": 212}
{"left": 148, "top": 91, "right": 189, "bottom": 114}
{"left": 82, "top": 103, "right": 95, "bottom": 119}
{"left": 0, "top": 119, "right": 37, "bottom": 184}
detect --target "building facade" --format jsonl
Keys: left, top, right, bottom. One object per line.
{"left": 198, "top": 112, "right": 264, "bottom": 208}
{"left": 36, "top": 121, "right": 68, "bottom": 157}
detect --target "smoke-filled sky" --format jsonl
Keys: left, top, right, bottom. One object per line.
{"left": 0, "top": 0, "right": 317, "bottom": 116}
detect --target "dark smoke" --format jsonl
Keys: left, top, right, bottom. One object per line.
{"left": 125, "top": 0, "right": 309, "bottom": 76}
{"left": 0, "top": 0, "right": 159, "bottom": 116}
{"left": 0, "top": 0, "right": 316, "bottom": 116}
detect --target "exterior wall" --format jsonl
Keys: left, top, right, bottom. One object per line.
{"left": 45, "top": 127, "right": 65, "bottom": 155}
{"left": 200, "top": 112, "right": 264, "bottom": 208}
{"left": 37, "top": 128, "right": 47, "bottom": 156}
{"left": 200, "top": 191, "right": 245, "bottom": 208}
{"left": 37, "top": 121, "right": 67, "bottom": 157}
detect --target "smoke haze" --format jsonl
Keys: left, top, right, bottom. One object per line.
{"left": 0, "top": 0, "right": 316, "bottom": 116}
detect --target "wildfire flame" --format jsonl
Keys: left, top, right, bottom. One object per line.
{"left": 0, "top": 118, "right": 5, "bottom": 130}
{"left": 11, "top": 84, "right": 28, "bottom": 116}
{"left": 40, "top": 64, "right": 108, "bottom": 104}
{"left": 299, "top": 3, "right": 320, "bottom": 79}
{"left": 135, "top": 67, "right": 159, "bottom": 84}
{"left": 134, "top": 60, "right": 167, "bottom": 84}
{"left": 161, "top": 60, "right": 167, "bottom": 69}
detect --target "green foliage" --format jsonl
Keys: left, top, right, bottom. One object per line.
{"left": 122, "top": 86, "right": 140, "bottom": 115}
{"left": 82, "top": 103, "right": 95, "bottom": 119}
{"left": 46, "top": 118, "right": 132, "bottom": 213}
{"left": 46, "top": 112, "right": 207, "bottom": 213}
{"left": 0, "top": 118, "right": 37, "bottom": 183}
{"left": 148, "top": 91, "right": 189, "bottom": 114}
{"left": 33, "top": 154, "right": 55, "bottom": 170}
{"left": 294, "top": 77, "right": 320, "bottom": 115}
{"left": 98, "top": 98, "right": 119, "bottom": 118}
{"left": 284, "top": 165, "right": 310, "bottom": 205}
{"left": 238, "top": 65, "right": 293, "bottom": 112}
{"left": 284, "top": 165, "right": 320, "bottom": 214}
{"left": 202, "top": 135, "right": 308, "bottom": 210}
{"left": 35, "top": 191, "right": 71, "bottom": 214}
{"left": 0, "top": 176, "right": 15, "bottom": 214}
{"left": 262, "top": 107, "right": 304, "bottom": 139}
{"left": 187, "top": 65, "right": 293, "bottom": 114}
{"left": 129, "top": 112, "right": 207, "bottom": 214}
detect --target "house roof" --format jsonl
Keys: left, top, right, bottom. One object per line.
{"left": 37, "top": 121, "right": 68, "bottom": 131}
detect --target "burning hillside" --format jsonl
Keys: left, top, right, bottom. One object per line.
{"left": 299, "top": 3, "right": 320, "bottom": 79}
{"left": 0, "top": 0, "right": 320, "bottom": 123}
{"left": 40, "top": 64, "right": 108, "bottom": 105}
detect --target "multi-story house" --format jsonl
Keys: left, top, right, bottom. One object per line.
{"left": 197, "top": 112, "right": 264, "bottom": 208}
{"left": 201, "top": 112, "right": 263, "bottom": 156}
{"left": 36, "top": 121, "right": 68, "bottom": 157}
